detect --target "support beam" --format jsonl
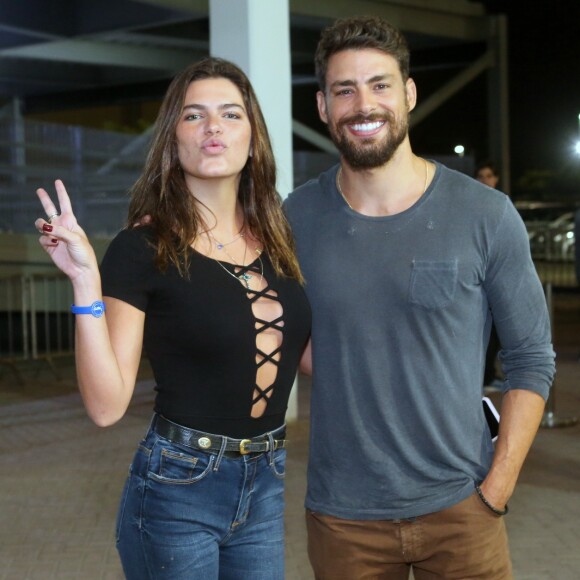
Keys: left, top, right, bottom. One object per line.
{"left": 96, "top": 126, "right": 155, "bottom": 175}
{"left": 290, "top": 0, "right": 487, "bottom": 41}
{"left": 139, "top": 0, "right": 209, "bottom": 12}
{"left": 11, "top": 98, "right": 26, "bottom": 186}
{"left": 410, "top": 51, "right": 493, "bottom": 128}
{"left": 292, "top": 119, "right": 337, "bottom": 154}
{"left": 0, "top": 39, "right": 197, "bottom": 71}
{"left": 487, "top": 15, "right": 510, "bottom": 194}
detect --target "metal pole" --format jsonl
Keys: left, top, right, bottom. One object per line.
{"left": 21, "top": 275, "right": 29, "bottom": 360}
{"left": 540, "top": 281, "right": 578, "bottom": 428}
{"left": 29, "top": 275, "right": 38, "bottom": 360}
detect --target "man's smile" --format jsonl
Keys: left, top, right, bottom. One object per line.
{"left": 347, "top": 120, "right": 385, "bottom": 136}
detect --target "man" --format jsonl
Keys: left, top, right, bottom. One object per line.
{"left": 475, "top": 160, "right": 501, "bottom": 189}
{"left": 285, "top": 16, "right": 555, "bottom": 579}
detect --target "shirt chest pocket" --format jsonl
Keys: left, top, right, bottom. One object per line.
{"left": 408, "top": 260, "right": 458, "bottom": 310}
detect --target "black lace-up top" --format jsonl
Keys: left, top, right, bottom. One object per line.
{"left": 100, "top": 226, "right": 311, "bottom": 438}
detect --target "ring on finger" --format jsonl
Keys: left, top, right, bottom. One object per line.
{"left": 47, "top": 213, "right": 60, "bottom": 224}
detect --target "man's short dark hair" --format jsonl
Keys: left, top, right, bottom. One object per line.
{"left": 314, "top": 15, "right": 410, "bottom": 93}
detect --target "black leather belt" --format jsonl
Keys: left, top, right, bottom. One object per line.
{"left": 153, "top": 414, "right": 287, "bottom": 456}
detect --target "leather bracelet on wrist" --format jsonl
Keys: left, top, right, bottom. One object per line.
{"left": 475, "top": 484, "right": 509, "bottom": 516}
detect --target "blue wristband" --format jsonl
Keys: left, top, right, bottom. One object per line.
{"left": 71, "top": 301, "right": 106, "bottom": 318}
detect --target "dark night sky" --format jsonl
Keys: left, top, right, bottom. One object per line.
{"left": 498, "top": 1, "right": 580, "bottom": 188}
{"left": 294, "top": 2, "right": 580, "bottom": 198}
{"left": 402, "top": 0, "right": 580, "bottom": 198}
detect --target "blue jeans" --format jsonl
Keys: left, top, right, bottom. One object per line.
{"left": 116, "top": 419, "right": 286, "bottom": 579}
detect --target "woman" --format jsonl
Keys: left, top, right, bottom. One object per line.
{"left": 35, "top": 57, "right": 311, "bottom": 579}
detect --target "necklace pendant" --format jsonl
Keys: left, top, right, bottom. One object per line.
{"left": 216, "top": 243, "right": 224, "bottom": 250}
{"left": 241, "top": 272, "right": 252, "bottom": 289}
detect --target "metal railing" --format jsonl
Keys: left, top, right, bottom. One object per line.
{"left": 0, "top": 114, "right": 148, "bottom": 237}
{"left": 0, "top": 272, "right": 74, "bottom": 384}
{"left": 0, "top": 114, "right": 339, "bottom": 237}
{"left": 516, "top": 207, "right": 579, "bottom": 427}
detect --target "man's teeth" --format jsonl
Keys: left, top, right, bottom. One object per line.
{"left": 350, "top": 121, "right": 384, "bottom": 132}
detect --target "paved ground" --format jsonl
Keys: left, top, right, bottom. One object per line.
{"left": 1, "top": 291, "right": 579, "bottom": 579}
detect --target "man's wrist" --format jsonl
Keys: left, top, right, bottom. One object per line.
{"left": 475, "top": 484, "right": 509, "bottom": 516}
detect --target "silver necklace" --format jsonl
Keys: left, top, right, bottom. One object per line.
{"left": 212, "top": 233, "right": 246, "bottom": 265}
{"left": 211, "top": 233, "right": 264, "bottom": 290}
{"left": 209, "top": 230, "right": 245, "bottom": 250}
{"left": 336, "top": 158, "right": 430, "bottom": 210}
{"left": 210, "top": 231, "right": 253, "bottom": 287}
{"left": 214, "top": 252, "right": 264, "bottom": 290}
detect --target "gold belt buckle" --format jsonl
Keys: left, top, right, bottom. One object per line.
{"left": 239, "top": 439, "right": 252, "bottom": 455}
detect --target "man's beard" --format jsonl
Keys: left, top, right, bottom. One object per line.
{"left": 328, "top": 110, "right": 409, "bottom": 170}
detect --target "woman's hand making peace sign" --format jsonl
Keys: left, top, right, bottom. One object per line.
{"left": 35, "top": 179, "right": 100, "bottom": 283}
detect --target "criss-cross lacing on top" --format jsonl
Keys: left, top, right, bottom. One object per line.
{"left": 240, "top": 263, "right": 284, "bottom": 419}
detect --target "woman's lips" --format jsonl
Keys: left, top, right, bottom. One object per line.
{"left": 201, "top": 139, "right": 226, "bottom": 153}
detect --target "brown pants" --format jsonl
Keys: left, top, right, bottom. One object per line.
{"left": 306, "top": 492, "right": 512, "bottom": 579}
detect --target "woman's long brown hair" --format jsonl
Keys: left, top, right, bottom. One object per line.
{"left": 127, "top": 57, "right": 303, "bottom": 283}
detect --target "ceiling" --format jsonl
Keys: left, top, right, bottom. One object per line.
{"left": 0, "top": 0, "right": 493, "bottom": 117}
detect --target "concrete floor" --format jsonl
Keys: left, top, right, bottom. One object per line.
{"left": 1, "top": 291, "right": 579, "bottom": 579}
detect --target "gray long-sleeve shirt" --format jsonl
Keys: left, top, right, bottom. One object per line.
{"left": 284, "top": 162, "right": 555, "bottom": 519}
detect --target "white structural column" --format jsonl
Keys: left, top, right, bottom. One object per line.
{"left": 208, "top": 0, "right": 300, "bottom": 422}
{"left": 209, "top": 0, "right": 293, "bottom": 199}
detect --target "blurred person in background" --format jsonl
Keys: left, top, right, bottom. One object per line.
{"left": 476, "top": 160, "right": 504, "bottom": 391}
{"left": 475, "top": 160, "right": 500, "bottom": 190}
{"left": 575, "top": 208, "right": 580, "bottom": 285}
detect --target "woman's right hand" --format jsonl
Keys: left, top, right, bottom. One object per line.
{"left": 35, "top": 179, "right": 99, "bottom": 282}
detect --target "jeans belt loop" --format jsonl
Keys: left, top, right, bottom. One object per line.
{"left": 213, "top": 435, "right": 229, "bottom": 470}
{"left": 267, "top": 431, "right": 275, "bottom": 465}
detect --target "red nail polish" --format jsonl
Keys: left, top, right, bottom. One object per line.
{"left": 42, "top": 224, "right": 53, "bottom": 232}
{"left": 51, "top": 238, "right": 59, "bottom": 244}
